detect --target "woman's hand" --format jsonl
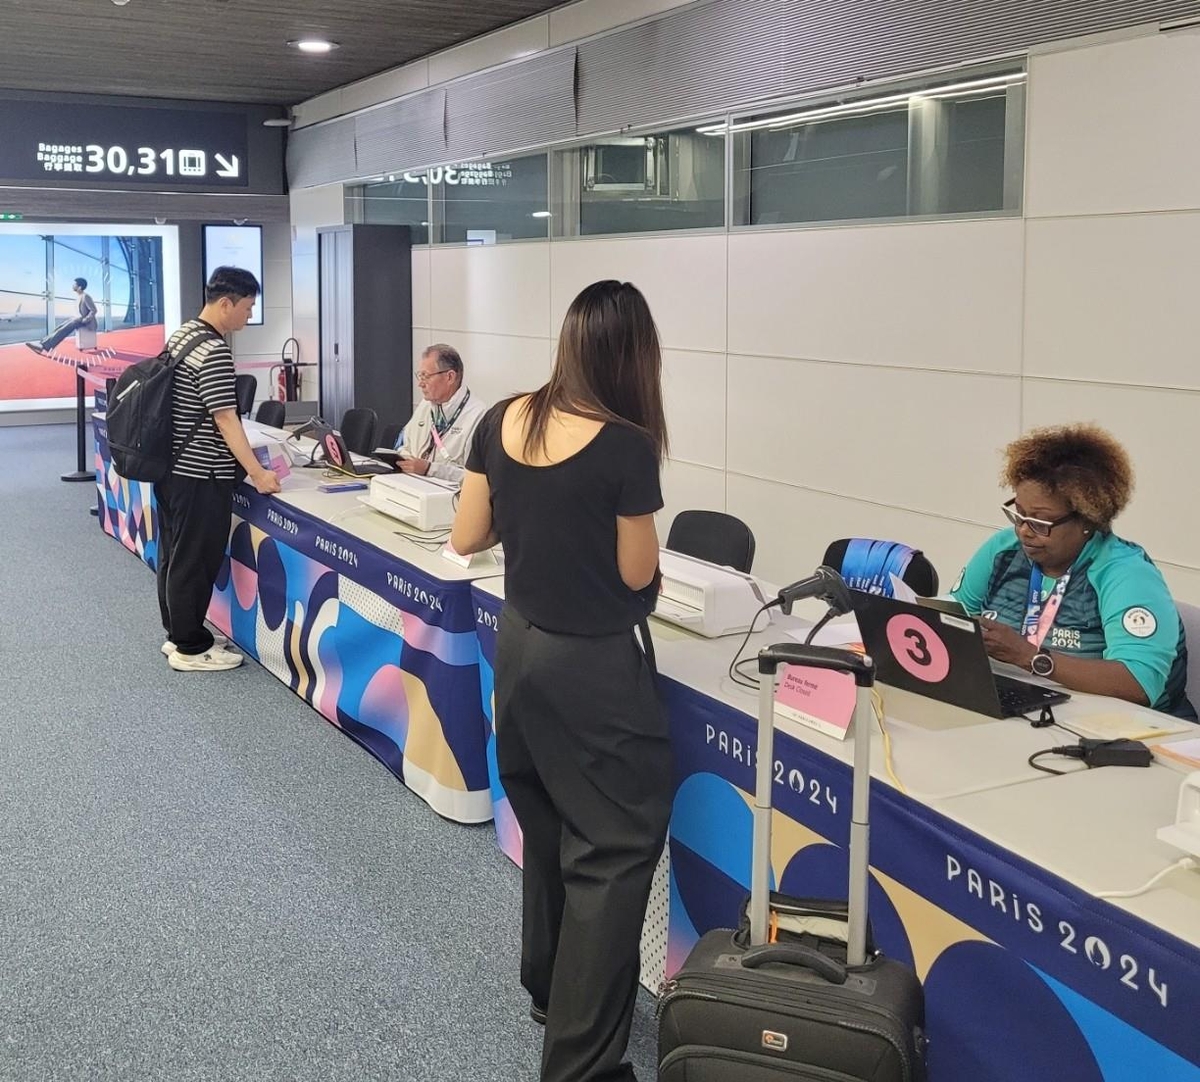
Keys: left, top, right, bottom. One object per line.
{"left": 978, "top": 616, "right": 1036, "bottom": 669}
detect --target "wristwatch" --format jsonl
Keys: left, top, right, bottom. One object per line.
{"left": 1030, "top": 651, "right": 1055, "bottom": 677}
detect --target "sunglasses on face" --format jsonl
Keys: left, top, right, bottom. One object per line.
{"left": 1002, "top": 498, "right": 1078, "bottom": 538}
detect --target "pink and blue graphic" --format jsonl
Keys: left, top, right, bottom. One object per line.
{"left": 471, "top": 588, "right": 523, "bottom": 864}
{"left": 94, "top": 427, "right": 494, "bottom": 824}
{"left": 94, "top": 411, "right": 158, "bottom": 568}
{"left": 665, "top": 677, "right": 1200, "bottom": 1080}
{"left": 209, "top": 491, "right": 493, "bottom": 823}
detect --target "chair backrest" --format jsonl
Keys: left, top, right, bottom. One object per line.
{"left": 340, "top": 407, "right": 378, "bottom": 456}
{"left": 1178, "top": 601, "right": 1200, "bottom": 711}
{"left": 666, "top": 510, "right": 756, "bottom": 574}
{"left": 254, "top": 399, "right": 286, "bottom": 427}
{"left": 822, "top": 538, "right": 939, "bottom": 597}
{"left": 234, "top": 373, "right": 257, "bottom": 417}
{"left": 380, "top": 421, "right": 405, "bottom": 450}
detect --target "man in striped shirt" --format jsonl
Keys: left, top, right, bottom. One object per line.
{"left": 156, "top": 267, "right": 280, "bottom": 672}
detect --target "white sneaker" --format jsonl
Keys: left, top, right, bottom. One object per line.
{"left": 162, "top": 632, "right": 229, "bottom": 656}
{"left": 167, "top": 645, "right": 244, "bottom": 672}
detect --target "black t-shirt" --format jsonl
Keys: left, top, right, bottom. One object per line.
{"left": 467, "top": 402, "right": 664, "bottom": 635}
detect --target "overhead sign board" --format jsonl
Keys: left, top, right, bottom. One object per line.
{"left": 0, "top": 101, "right": 249, "bottom": 187}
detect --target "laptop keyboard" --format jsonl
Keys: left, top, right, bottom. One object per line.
{"left": 994, "top": 673, "right": 1064, "bottom": 718}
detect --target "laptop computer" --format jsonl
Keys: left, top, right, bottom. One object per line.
{"left": 852, "top": 590, "right": 1070, "bottom": 719}
{"left": 315, "top": 425, "right": 393, "bottom": 477}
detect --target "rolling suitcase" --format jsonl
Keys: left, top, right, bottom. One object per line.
{"left": 657, "top": 643, "right": 927, "bottom": 1081}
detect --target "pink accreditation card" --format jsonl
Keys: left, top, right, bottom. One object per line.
{"left": 774, "top": 665, "right": 856, "bottom": 740}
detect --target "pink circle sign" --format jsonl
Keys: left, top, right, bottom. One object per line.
{"left": 885, "top": 614, "right": 951, "bottom": 683}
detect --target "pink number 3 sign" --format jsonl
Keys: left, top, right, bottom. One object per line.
{"left": 885, "top": 614, "right": 951, "bottom": 683}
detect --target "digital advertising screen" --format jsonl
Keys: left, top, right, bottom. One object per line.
{"left": 202, "top": 225, "right": 263, "bottom": 326}
{"left": 0, "top": 223, "right": 181, "bottom": 411}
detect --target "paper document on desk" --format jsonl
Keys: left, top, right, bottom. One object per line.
{"left": 785, "top": 619, "right": 864, "bottom": 652}
{"left": 1067, "top": 711, "right": 1190, "bottom": 742}
{"left": 888, "top": 574, "right": 919, "bottom": 603}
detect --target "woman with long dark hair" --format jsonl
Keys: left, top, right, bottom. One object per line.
{"left": 452, "top": 280, "right": 671, "bottom": 1081}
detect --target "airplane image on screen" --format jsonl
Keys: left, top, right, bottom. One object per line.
{"left": 0, "top": 302, "right": 23, "bottom": 322}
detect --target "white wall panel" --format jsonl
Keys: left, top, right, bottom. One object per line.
{"left": 1026, "top": 32, "right": 1200, "bottom": 218}
{"left": 663, "top": 349, "right": 726, "bottom": 470}
{"left": 727, "top": 355, "right": 1021, "bottom": 523}
{"left": 549, "top": 235, "right": 727, "bottom": 353}
{"left": 421, "top": 329, "right": 553, "bottom": 410}
{"left": 1025, "top": 213, "right": 1200, "bottom": 389}
{"left": 430, "top": 244, "right": 551, "bottom": 339}
{"left": 728, "top": 221, "right": 1025, "bottom": 374}
{"left": 726, "top": 474, "right": 994, "bottom": 595}
{"left": 411, "top": 248, "right": 432, "bottom": 331}
{"left": 658, "top": 460, "right": 727, "bottom": 540}
{"left": 1022, "top": 380, "right": 1200, "bottom": 574}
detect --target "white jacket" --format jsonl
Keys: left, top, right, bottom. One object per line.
{"left": 397, "top": 384, "right": 488, "bottom": 486}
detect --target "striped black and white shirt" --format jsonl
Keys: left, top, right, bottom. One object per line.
{"left": 167, "top": 319, "right": 238, "bottom": 481}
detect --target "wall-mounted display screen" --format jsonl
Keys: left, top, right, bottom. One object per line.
{"left": 0, "top": 101, "right": 249, "bottom": 187}
{"left": 202, "top": 225, "right": 263, "bottom": 326}
{"left": 0, "top": 222, "right": 181, "bottom": 411}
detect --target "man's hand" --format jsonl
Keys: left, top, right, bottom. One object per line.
{"left": 398, "top": 457, "right": 430, "bottom": 476}
{"left": 979, "top": 616, "right": 1036, "bottom": 669}
{"left": 249, "top": 468, "right": 281, "bottom": 495}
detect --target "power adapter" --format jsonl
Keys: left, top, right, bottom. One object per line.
{"left": 1051, "top": 738, "right": 1153, "bottom": 768}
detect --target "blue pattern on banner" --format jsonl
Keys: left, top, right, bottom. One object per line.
{"left": 1037, "top": 969, "right": 1200, "bottom": 1081}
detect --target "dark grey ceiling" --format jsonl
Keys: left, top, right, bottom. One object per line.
{"left": 1, "top": 0, "right": 568, "bottom": 106}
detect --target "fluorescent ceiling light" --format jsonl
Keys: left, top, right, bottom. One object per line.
{"left": 289, "top": 39, "right": 339, "bottom": 53}
{"left": 530, "top": 211, "right": 552, "bottom": 218}
{"left": 696, "top": 72, "right": 1026, "bottom": 135}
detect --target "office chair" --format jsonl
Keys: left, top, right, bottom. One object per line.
{"left": 822, "top": 538, "right": 939, "bottom": 597}
{"left": 666, "top": 510, "right": 756, "bottom": 574}
{"left": 380, "top": 421, "right": 405, "bottom": 450}
{"left": 234, "top": 374, "right": 257, "bottom": 417}
{"left": 339, "top": 407, "right": 378, "bottom": 456}
{"left": 254, "top": 399, "right": 286, "bottom": 428}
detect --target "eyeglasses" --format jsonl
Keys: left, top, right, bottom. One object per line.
{"left": 1002, "top": 498, "right": 1078, "bottom": 538}
{"left": 416, "top": 368, "right": 452, "bottom": 385}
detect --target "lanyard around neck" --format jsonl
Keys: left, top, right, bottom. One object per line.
{"left": 1022, "top": 565, "right": 1073, "bottom": 649}
{"left": 424, "top": 390, "right": 470, "bottom": 459}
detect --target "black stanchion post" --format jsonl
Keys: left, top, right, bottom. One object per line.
{"left": 61, "top": 363, "right": 93, "bottom": 482}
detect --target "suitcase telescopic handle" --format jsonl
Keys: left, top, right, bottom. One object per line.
{"left": 741, "top": 943, "right": 849, "bottom": 984}
{"left": 757, "top": 643, "right": 876, "bottom": 685}
{"left": 751, "top": 643, "right": 877, "bottom": 966}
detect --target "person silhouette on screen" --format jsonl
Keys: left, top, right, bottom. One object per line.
{"left": 27, "top": 277, "right": 97, "bottom": 354}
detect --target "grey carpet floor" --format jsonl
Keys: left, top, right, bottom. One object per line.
{"left": 0, "top": 424, "right": 659, "bottom": 1082}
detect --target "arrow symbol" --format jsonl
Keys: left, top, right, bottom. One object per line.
{"left": 215, "top": 153, "right": 240, "bottom": 178}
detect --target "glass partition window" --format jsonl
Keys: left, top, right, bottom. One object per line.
{"left": 352, "top": 174, "right": 430, "bottom": 245}
{"left": 555, "top": 124, "right": 725, "bottom": 236}
{"left": 432, "top": 155, "right": 550, "bottom": 244}
{"left": 726, "top": 69, "right": 1026, "bottom": 228}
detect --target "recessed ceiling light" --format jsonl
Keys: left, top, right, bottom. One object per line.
{"left": 289, "top": 39, "right": 339, "bottom": 53}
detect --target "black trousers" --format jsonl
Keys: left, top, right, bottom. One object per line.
{"left": 153, "top": 474, "right": 234, "bottom": 655}
{"left": 495, "top": 607, "right": 672, "bottom": 1082}
{"left": 42, "top": 317, "right": 90, "bottom": 350}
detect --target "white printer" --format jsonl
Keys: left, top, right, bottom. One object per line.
{"left": 653, "top": 549, "right": 769, "bottom": 638}
{"left": 362, "top": 473, "right": 456, "bottom": 531}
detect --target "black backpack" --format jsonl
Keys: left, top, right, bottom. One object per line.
{"left": 106, "top": 329, "right": 220, "bottom": 482}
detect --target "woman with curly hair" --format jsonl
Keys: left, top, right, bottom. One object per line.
{"left": 951, "top": 423, "right": 1194, "bottom": 718}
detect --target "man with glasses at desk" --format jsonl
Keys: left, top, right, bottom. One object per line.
{"left": 395, "top": 343, "right": 488, "bottom": 487}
